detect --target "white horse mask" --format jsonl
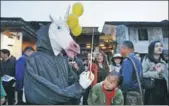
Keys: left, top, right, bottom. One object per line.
{"left": 48, "top": 6, "right": 80, "bottom": 58}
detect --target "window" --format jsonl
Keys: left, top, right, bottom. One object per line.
{"left": 138, "top": 29, "right": 148, "bottom": 41}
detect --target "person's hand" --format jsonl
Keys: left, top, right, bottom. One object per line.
{"left": 79, "top": 71, "right": 94, "bottom": 89}
{"left": 156, "top": 63, "right": 165, "bottom": 73}
{"left": 70, "top": 61, "right": 79, "bottom": 71}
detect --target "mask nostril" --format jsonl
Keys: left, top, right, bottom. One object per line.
{"left": 73, "top": 44, "right": 77, "bottom": 48}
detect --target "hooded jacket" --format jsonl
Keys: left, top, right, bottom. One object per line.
{"left": 142, "top": 41, "right": 167, "bottom": 79}
{"left": 24, "top": 24, "right": 85, "bottom": 104}
{"left": 142, "top": 41, "right": 168, "bottom": 91}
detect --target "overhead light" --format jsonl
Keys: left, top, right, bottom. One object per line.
{"left": 86, "top": 45, "right": 91, "bottom": 48}
{"left": 111, "top": 50, "right": 114, "bottom": 54}
{"left": 105, "top": 40, "right": 109, "bottom": 43}
{"left": 99, "top": 44, "right": 104, "bottom": 47}
{"left": 101, "top": 46, "right": 106, "bottom": 49}
{"left": 86, "top": 44, "right": 91, "bottom": 48}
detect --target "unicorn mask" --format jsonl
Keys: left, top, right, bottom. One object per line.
{"left": 48, "top": 6, "right": 80, "bottom": 58}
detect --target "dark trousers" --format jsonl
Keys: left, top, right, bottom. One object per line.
{"left": 83, "top": 86, "right": 91, "bottom": 105}
{"left": 68, "top": 98, "right": 80, "bottom": 105}
{"left": 144, "top": 79, "right": 168, "bottom": 105}
{"left": 2, "top": 80, "right": 15, "bottom": 105}
{"left": 16, "top": 90, "right": 25, "bottom": 105}
{"left": 26, "top": 100, "right": 69, "bottom": 105}
{"left": 26, "top": 98, "right": 70, "bottom": 105}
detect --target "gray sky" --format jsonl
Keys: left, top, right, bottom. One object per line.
{"left": 1, "top": 1, "right": 168, "bottom": 31}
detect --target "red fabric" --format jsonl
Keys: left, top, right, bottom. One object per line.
{"left": 88, "top": 63, "right": 98, "bottom": 87}
{"left": 102, "top": 84, "right": 116, "bottom": 105}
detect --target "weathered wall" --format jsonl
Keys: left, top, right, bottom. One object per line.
{"left": 162, "top": 28, "right": 168, "bottom": 49}
{"left": 103, "top": 23, "right": 168, "bottom": 54}
{"left": 148, "top": 27, "right": 163, "bottom": 42}
{"left": 163, "top": 38, "right": 168, "bottom": 49}
{"left": 115, "top": 25, "right": 129, "bottom": 53}
{"left": 128, "top": 27, "right": 165, "bottom": 53}
{"left": 102, "top": 24, "right": 115, "bottom": 35}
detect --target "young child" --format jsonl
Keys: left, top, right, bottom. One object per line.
{"left": 87, "top": 71, "right": 124, "bottom": 105}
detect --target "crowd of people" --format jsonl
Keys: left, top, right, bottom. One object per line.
{"left": 1, "top": 47, "right": 35, "bottom": 105}
{"left": 1, "top": 40, "right": 168, "bottom": 105}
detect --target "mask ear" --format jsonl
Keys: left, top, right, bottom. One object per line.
{"left": 49, "top": 15, "right": 54, "bottom": 22}
{"left": 64, "top": 5, "right": 70, "bottom": 21}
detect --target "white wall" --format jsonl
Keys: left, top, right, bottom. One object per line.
{"left": 1, "top": 32, "right": 23, "bottom": 59}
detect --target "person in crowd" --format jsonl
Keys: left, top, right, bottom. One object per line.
{"left": 162, "top": 49, "right": 168, "bottom": 67}
{"left": 119, "top": 41, "right": 143, "bottom": 104}
{"left": 0, "top": 49, "right": 16, "bottom": 105}
{"left": 95, "top": 52, "right": 110, "bottom": 83}
{"left": 84, "top": 51, "right": 110, "bottom": 105}
{"left": 93, "top": 46, "right": 101, "bottom": 58}
{"left": 86, "top": 53, "right": 98, "bottom": 87}
{"left": 15, "top": 47, "right": 35, "bottom": 105}
{"left": 83, "top": 52, "right": 97, "bottom": 105}
{"left": 69, "top": 56, "right": 85, "bottom": 78}
{"left": 23, "top": 23, "right": 94, "bottom": 105}
{"left": 142, "top": 41, "right": 168, "bottom": 105}
{"left": 87, "top": 71, "right": 124, "bottom": 105}
{"left": 84, "top": 51, "right": 110, "bottom": 106}
{"left": 162, "top": 49, "right": 169, "bottom": 104}
{"left": 1, "top": 78, "right": 7, "bottom": 105}
{"left": 82, "top": 58, "right": 88, "bottom": 71}
{"left": 68, "top": 56, "right": 85, "bottom": 105}
{"left": 94, "top": 46, "right": 109, "bottom": 68}
{"left": 110, "top": 53, "right": 123, "bottom": 73}
{"left": 162, "top": 49, "right": 168, "bottom": 91}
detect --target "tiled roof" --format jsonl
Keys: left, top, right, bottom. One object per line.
{"left": 105, "top": 20, "right": 169, "bottom": 27}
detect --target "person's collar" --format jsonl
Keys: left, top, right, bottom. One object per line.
{"left": 128, "top": 52, "right": 135, "bottom": 57}
{"left": 23, "top": 53, "right": 28, "bottom": 57}
{"left": 4, "top": 56, "right": 10, "bottom": 61}
{"left": 116, "top": 64, "right": 121, "bottom": 67}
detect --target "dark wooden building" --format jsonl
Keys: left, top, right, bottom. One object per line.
{"left": 1, "top": 17, "right": 101, "bottom": 59}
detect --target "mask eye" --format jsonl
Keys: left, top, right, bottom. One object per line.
{"left": 57, "top": 26, "right": 61, "bottom": 30}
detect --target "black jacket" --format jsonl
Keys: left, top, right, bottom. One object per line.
{"left": 1, "top": 57, "right": 16, "bottom": 77}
